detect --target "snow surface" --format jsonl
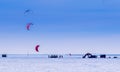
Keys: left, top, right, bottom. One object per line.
{"left": 0, "top": 58, "right": 120, "bottom": 72}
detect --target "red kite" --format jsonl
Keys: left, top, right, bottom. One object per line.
{"left": 35, "top": 45, "right": 40, "bottom": 52}
{"left": 26, "top": 23, "right": 33, "bottom": 30}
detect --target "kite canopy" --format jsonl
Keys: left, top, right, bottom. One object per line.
{"left": 35, "top": 45, "right": 40, "bottom": 52}
{"left": 24, "top": 9, "right": 31, "bottom": 14}
{"left": 26, "top": 23, "right": 33, "bottom": 30}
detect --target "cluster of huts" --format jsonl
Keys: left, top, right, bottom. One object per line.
{"left": 48, "top": 53, "right": 118, "bottom": 59}
{"left": 82, "top": 53, "right": 118, "bottom": 59}
{"left": 82, "top": 53, "right": 106, "bottom": 58}
{"left": 0, "top": 53, "right": 118, "bottom": 59}
{"left": 48, "top": 55, "right": 63, "bottom": 58}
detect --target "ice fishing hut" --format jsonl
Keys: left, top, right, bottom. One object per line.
{"left": 100, "top": 54, "right": 106, "bottom": 58}
{"left": 48, "top": 55, "right": 63, "bottom": 58}
{"left": 82, "top": 53, "right": 97, "bottom": 58}
{"left": 48, "top": 55, "right": 58, "bottom": 58}
{"left": 2, "top": 54, "right": 7, "bottom": 58}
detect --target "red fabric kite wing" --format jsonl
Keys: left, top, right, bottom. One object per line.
{"left": 26, "top": 23, "right": 33, "bottom": 30}
{"left": 35, "top": 45, "right": 40, "bottom": 52}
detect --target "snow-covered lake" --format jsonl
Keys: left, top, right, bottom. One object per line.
{"left": 0, "top": 58, "right": 120, "bottom": 72}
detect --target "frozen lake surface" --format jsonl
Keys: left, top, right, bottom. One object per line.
{"left": 0, "top": 58, "right": 120, "bottom": 72}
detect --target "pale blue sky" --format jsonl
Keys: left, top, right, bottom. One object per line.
{"left": 0, "top": 0, "right": 120, "bottom": 54}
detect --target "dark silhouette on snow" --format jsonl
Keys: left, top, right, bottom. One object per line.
{"left": 100, "top": 54, "right": 106, "bottom": 58}
{"left": 113, "top": 56, "right": 117, "bottom": 58}
{"left": 48, "top": 55, "right": 63, "bottom": 58}
{"left": 2, "top": 54, "right": 7, "bottom": 58}
{"left": 82, "top": 53, "right": 97, "bottom": 58}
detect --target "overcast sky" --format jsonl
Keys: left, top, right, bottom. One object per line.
{"left": 0, "top": 0, "right": 120, "bottom": 54}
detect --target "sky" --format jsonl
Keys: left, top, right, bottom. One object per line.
{"left": 0, "top": 0, "right": 120, "bottom": 54}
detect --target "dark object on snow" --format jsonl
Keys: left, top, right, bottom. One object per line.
{"left": 113, "top": 56, "right": 117, "bottom": 58}
{"left": 82, "top": 53, "right": 92, "bottom": 58}
{"left": 48, "top": 55, "right": 63, "bottom": 58}
{"left": 82, "top": 53, "right": 97, "bottom": 58}
{"left": 108, "top": 57, "right": 111, "bottom": 58}
{"left": 2, "top": 54, "right": 7, "bottom": 58}
{"left": 58, "top": 55, "right": 63, "bottom": 58}
{"left": 100, "top": 54, "right": 106, "bottom": 58}
{"left": 48, "top": 55, "right": 58, "bottom": 58}
{"left": 88, "top": 55, "right": 97, "bottom": 58}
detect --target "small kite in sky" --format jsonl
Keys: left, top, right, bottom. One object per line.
{"left": 35, "top": 45, "right": 40, "bottom": 52}
{"left": 24, "top": 9, "right": 31, "bottom": 14}
{"left": 26, "top": 23, "right": 33, "bottom": 31}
